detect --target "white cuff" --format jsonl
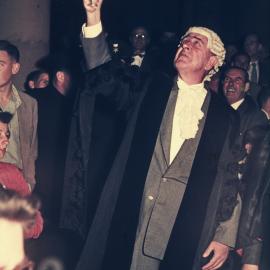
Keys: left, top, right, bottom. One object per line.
{"left": 82, "top": 21, "right": 102, "bottom": 38}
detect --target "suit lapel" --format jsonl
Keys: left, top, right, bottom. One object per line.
{"left": 164, "top": 92, "right": 211, "bottom": 179}
{"left": 159, "top": 82, "right": 179, "bottom": 166}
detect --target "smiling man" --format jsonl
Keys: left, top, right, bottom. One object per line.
{"left": 71, "top": 1, "right": 243, "bottom": 270}
{"left": 223, "top": 66, "right": 268, "bottom": 148}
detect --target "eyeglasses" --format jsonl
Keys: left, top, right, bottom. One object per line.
{"left": 133, "top": 34, "right": 147, "bottom": 39}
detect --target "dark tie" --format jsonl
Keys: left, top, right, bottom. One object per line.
{"left": 250, "top": 62, "right": 258, "bottom": 83}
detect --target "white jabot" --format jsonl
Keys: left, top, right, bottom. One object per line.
{"left": 230, "top": 98, "right": 244, "bottom": 110}
{"left": 170, "top": 77, "right": 207, "bottom": 163}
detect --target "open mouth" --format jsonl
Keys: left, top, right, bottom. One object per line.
{"left": 226, "top": 88, "right": 236, "bottom": 93}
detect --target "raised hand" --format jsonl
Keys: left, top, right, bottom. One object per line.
{"left": 83, "top": 0, "right": 103, "bottom": 14}
{"left": 83, "top": 0, "right": 103, "bottom": 26}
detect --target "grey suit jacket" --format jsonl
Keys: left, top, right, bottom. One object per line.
{"left": 17, "top": 90, "right": 38, "bottom": 189}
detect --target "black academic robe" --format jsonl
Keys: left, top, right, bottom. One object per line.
{"left": 75, "top": 61, "right": 239, "bottom": 270}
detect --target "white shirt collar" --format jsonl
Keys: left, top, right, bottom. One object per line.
{"left": 231, "top": 98, "right": 245, "bottom": 110}
{"left": 261, "top": 109, "right": 270, "bottom": 119}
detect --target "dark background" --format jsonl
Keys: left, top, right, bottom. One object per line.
{"left": 50, "top": 0, "right": 270, "bottom": 54}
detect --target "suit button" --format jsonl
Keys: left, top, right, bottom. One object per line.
{"left": 148, "top": 195, "right": 154, "bottom": 201}
{"left": 162, "top": 178, "right": 167, "bottom": 182}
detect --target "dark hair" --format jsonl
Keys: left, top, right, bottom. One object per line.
{"left": 24, "top": 69, "right": 48, "bottom": 90}
{"left": 223, "top": 66, "right": 249, "bottom": 83}
{"left": 231, "top": 51, "right": 251, "bottom": 64}
{"left": 244, "top": 32, "right": 261, "bottom": 44}
{"left": 0, "top": 111, "right": 13, "bottom": 124}
{"left": 0, "top": 40, "right": 20, "bottom": 62}
{"left": 0, "top": 186, "right": 40, "bottom": 230}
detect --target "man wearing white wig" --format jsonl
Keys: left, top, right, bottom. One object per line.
{"left": 72, "top": 1, "right": 241, "bottom": 270}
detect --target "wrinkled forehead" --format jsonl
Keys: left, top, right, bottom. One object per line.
{"left": 182, "top": 32, "right": 208, "bottom": 46}
{"left": 183, "top": 27, "right": 216, "bottom": 49}
{"left": 181, "top": 26, "right": 225, "bottom": 68}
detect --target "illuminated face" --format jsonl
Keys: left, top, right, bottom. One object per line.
{"left": 174, "top": 32, "right": 214, "bottom": 78}
{"left": 223, "top": 68, "right": 248, "bottom": 105}
{"left": 0, "top": 121, "right": 10, "bottom": 159}
{"left": 0, "top": 51, "right": 19, "bottom": 89}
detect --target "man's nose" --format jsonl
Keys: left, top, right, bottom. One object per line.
{"left": 182, "top": 40, "right": 191, "bottom": 50}
{"left": 2, "top": 139, "right": 8, "bottom": 147}
{"left": 0, "top": 139, "right": 8, "bottom": 151}
{"left": 228, "top": 79, "right": 234, "bottom": 87}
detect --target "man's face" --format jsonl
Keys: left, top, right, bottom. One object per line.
{"left": 244, "top": 35, "right": 260, "bottom": 59}
{"left": 233, "top": 55, "right": 250, "bottom": 70}
{"left": 130, "top": 27, "right": 150, "bottom": 53}
{"left": 0, "top": 121, "right": 10, "bottom": 159}
{"left": 0, "top": 50, "right": 19, "bottom": 89}
{"left": 174, "top": 32, "right": 214, "bottom": 78}
{"left": 223, "top": 68, "right": 247, "bottom": 105}
{"left": 35, "top": 72, "right": 49, "bottom": 88}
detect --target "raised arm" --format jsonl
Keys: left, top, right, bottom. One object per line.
{"left": 82, "top": 0, "right": 111, "bottom": 70}
{"left": 83, "top": 0, "right": 103, "bottom": 26}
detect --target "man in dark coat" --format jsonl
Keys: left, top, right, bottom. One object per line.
{"left": 27, "top": 66, "right": 73, "bottom": 225}
{"left": 75, "top": 1, "right": 241, "bottom": 270}
{"left": 222, "top": 66, "right": 268, "bottom": 149}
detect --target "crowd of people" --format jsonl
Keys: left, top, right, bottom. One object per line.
{"left": 1, "top": 0, "right": 270, "bottom": 269}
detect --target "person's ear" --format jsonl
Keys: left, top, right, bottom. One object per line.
{"left": 244, "top": 82, "right": 250, "bottom": 92}
{"left": 205, "top": 56, "right": 218, "bottom": 71}
{"left": 11, "top": 62, "right": 20, "bottom": 75}
{"left": 28, "top": 81, "right": 35, "bottom": 89}
{"left": 56, "top": 71, "right": 65, "bottom": 82}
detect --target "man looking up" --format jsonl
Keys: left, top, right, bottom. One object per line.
{"left": 75, "top": 1, "right": 241, "bottom": 270}
{"left": 0, "top": 40, "right": 38, "bottom": 190}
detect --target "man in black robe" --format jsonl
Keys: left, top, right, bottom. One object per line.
{"left": 75, "top": 1, "right": 241, "bottom": 269}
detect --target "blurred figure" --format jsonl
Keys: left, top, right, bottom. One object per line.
{"left": 257, "top": 88, "right": 270, "bottom": 120}
{"left": 206, "top": 70, "right": 221, "bottom": 94}
{"left": 225, "top": 43, "right": 238, "bottom": 64}
{"left": 231, "top": 52, "right": 251, "bottom": 71}
{"left": 0, "top": 187, "right": 40, "bottom": 270}
{"left": 28, "top": 63, "right": 73, "bottom": 225}
{"left": 243, "top": 33, "right": 270, "bottom": 87}
{"left": 24, "top": 69, "right": 49, "bottom": 91}
{"left": 158, "top": 31, "right": 178, "bottom": 76}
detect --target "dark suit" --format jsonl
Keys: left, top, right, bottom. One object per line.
{"left": 235, "top": 95, "right": 268, "bottom": 148}
{"left": 28, "top": 86, "right": 72, "bottom": 224}
{"left": 259, "top": 59, "right": 270, "bottom": 88}
{"left": 230, "top": 96, "right": 268, "bottom": 268}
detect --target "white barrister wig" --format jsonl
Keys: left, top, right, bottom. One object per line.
{"left": 183, "top": 27, "right": 226, "bottom": 81}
